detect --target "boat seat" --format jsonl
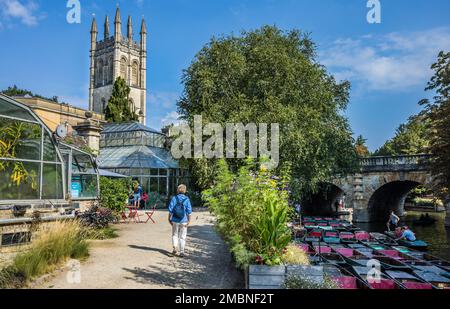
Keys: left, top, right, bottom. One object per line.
{"left": 333, "top": 276, "right": 358, "bottom": 289}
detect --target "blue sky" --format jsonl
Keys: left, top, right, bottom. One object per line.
{"left": 0, "top": 0, "right": 449, "bottom": 151}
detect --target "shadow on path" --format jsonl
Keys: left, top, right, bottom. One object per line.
{"left": 123, "top": 224, "right": 244, "bottom": 289}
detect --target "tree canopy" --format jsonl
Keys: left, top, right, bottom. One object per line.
{"left": 178, "top": 26, "right": 358, "bottom": 196}
{"left": 1, "top": 85, "right": 60, "bottom": 103}
{"left": 420, "top": 51, "right": 450, "bottom": 198}
{"left": 104, "top": 77, "right": 138, "bottom": 123}
{"left": 373, "top": 113, "right": 431, "bottom": 156}
{"left": 355, "top": 135, "right": 370, "bottom": 157}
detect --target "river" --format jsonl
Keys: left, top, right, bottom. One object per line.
{"left": 353, "top": 211, "right": 450, "bottom": 260}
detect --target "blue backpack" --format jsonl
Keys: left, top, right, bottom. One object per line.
{"left": 173, "top": 196, "right": 186, "bottom": 220}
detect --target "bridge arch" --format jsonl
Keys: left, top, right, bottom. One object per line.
{"left": 302, "top": 182, "right": 346, "bottom": 216}
{"left": 367, "top": 180, "right": 422, "bottom": 222}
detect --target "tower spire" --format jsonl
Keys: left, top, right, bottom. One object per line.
{"left": 90, "top": 15, "right": 98, "bottom": 34}
{"left": 104, "top": 15, "right": 110, "bottom": 39}
{"left": 127, "top": 16, "right": 133, "bottom": 41}
{"left": 114, "top": 6, "right": 121, "bottom": 41}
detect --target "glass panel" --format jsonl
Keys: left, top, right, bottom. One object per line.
{"left": 72, "top": 153, "right": 94, "bottom": 173}
{"left": 149, "top": 177, "right": 158, "bottom": 193}
{"left": 0, "top": 160, "right": 40, "bottom": 200}
{"left": 0, "top": 98, "right": 37, "bottom": 121}
{"left": 71, "top": 174, "right": 98, "bottom": 199}
{"left": 43, "top": 132, "right": 58, "bottom": 162}
{"left": 0, "top": 117, "right": 41, "bottom": 160}
{"left": 42, "top": 164, "right": 64, "bottom": 199}
{"left": 159, "top": 177, "right": 167, "bottom": 196}
{"left": 150, "top": 169, "right": 158, "bottom": 176}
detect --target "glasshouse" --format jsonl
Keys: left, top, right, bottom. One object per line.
{"left": 98, "top": 122, "right": 189, "bottom": 198}
{"left": 0, "top": 94, "right": 99, "bottom": 206}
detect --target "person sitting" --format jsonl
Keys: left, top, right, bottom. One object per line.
{"left": 394, "top": 227, "right": 403, "bottom": 238}
{"left": 396, "top": 226, "right": 416, "bottom": 242}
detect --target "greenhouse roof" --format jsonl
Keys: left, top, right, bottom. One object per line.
{"left": 102, "top": 122, "right": 163, "bottom": 135}
{"left": 98, "top": 145, "right": 179, "bottom": 169}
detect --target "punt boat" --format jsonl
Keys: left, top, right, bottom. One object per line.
{"left": 354, "top": 231, "right": 371, "bottom": 242}
{"left": 385, "top": 270, "right": 433, "bottom": 289}
{"left": 384, "top": 231, "right": 429, "bottom": 250}
{"left": 370, "top": 233, "right": 398, "bottom": 246}
{"left": 320, "top": 252, "right": 348, "bottom": 267}
{"left": 351, "top": 266, "right": 402, "bottom": 289}
{"left": 322, "top": 230, "right": 341, "bottom": 244}
{"left": 405, "top": 252, "right": 450, "bottom": 271}
{"left": 413, "top": 270, "right": 450, "bottom": 289}
{"left": 304, "top": 229, "right": 323, "bottom": 243}
{"left": 339, "top": 232, "right": 357, "bottom": 244}
{"left": 334, "top": 248, "right": 372, "bottom": 267}
{"left": 322, "top": 264, "right": 370, "bottom": 289}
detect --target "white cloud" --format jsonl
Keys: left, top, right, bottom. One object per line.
{"left": 321, "top": 27, "right": 450, "bottom": 91}
{"left": 160, "top": 111, "right": 186, "bottom": 128}
{"left": 0, "top": 0, "right": 41, "bottom": 26}
{"left": 149, "top": 91, "right": 179, "bottom": 109}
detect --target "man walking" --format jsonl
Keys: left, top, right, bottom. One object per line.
{"left": 168, "top": 184, "right": 192, "bottom": 257}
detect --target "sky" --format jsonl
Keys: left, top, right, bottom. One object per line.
{"left": 0, "top": 0, "right": 449, "bottom": 151}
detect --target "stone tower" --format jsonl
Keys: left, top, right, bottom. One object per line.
{"left": 89, "top": 8, "right": 147, "bottom": 124}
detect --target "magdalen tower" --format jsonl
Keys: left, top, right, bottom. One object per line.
{"left": 89, "top": 7, "right": 147, "bottom": 124}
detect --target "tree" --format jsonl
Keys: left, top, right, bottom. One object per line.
{"left": 104, "top": 77, "right": 138, "bottom": 123}
{"left": 355, "top": 135, "right": 370, "bottom": 157}
{"left": 178, "top": 26, "right": 358, "bottom": 196}
{"left": 1, "top": 85, "right": 59, "bottom": 103}
{"left": 420, "top": 51, "right": 450, "bottom": 198}
{"left": 373, "top": 113, "right": 431, "bottom": 156}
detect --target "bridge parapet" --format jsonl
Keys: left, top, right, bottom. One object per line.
{"left": 360, "top": 154, "right": 431, "bottom": 172}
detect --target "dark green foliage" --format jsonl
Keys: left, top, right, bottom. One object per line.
{"left": 355, "top": 135, "right": 370, "bottom": 157}
{"left": 99, "top": 176, "right": 132, "bottom": 212}
{"left": 374, "top": 113, "right": 431, "bottom": 156}
{"left": 178, "top": 26, "right": 358, "bottom": 196}
{"left": 104, "top": 77, "right": 138, "bottom": 123}
{"left": 1, "top": 85, "right": 59, "bottom": 103}
{"left": 78, "top": 204, "right": 115, "bottom": 229}
{"left": 419, "top": 51, "right": 450, "bottom": 198}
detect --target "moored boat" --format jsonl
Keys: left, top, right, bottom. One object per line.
{"left": 385, "top": 270, "right": 433, "bottom": 289}
{"left": 413, "top": 270, "right": 450, "bottom": 289}
{"left": 322, "top": 264, "right": 370, "bottom": 289}
{"left": 322, "top": 230, "right": 341, "bottom": 244}
{"left": 384, "top": 231, "right": 429, "bottom": 250}
{"left": 339, "top": 232, "right": 357, "bottom": 244}
{"left": 370, "top": 232, "right": 398, "bottom": 246}
{"left": 304, "top": 229, "right": 323, "bottom": 243}
{"left": 320, "top": 252, "right": 347, "bottom": 267}
{"left": 351, "top": 266, "right": 402, "bottom": 289}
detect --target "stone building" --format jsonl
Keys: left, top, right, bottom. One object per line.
{"left": 89, "top": 8, "right": 147, "bottom": 124}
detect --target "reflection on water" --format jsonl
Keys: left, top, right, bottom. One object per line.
{"left": 353, "top": 211, "right": 450, "bottom": 260}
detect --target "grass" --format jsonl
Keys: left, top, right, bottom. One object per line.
{"left": 85, "top": 226, "right": 119, "bottom": 240}
{"left": 0, "top": 220, "right": 90, "bottom": 288}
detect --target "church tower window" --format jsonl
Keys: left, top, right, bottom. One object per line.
{"left": 132, "top": 61, "right": 139, "bottom": 87}
{"left": 120, "top": 57, "right": 127, "bottom": 80}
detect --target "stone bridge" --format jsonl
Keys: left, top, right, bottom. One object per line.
{"left": 303, "top": 154, "right": 449, "bottom": 224}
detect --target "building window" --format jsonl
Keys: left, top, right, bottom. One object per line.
{"left": 0, "top": 96, "right": 65, "bottom": 201}
{"left": 97, "top": 59, "right": 104, "bottom": 86}
{"left": 120, "top": 57, "right": 127, "bottom": 80}
{"left": 132, "top": 61, "right": 139, "bottom": 87}
{"left": 108, "top": 56, "right": 114, "bottom": 83}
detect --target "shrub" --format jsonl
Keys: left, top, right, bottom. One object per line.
{"left": 281, "top": 245, "right": 310, "bottom": 266}
{"left": 13, "top": 220, "right": 89, "bottom": 280}
{"left": 284, "top": 274, "right": 338, "bottom": 289}
{"left": 85, "top": 227, "right": 119, "bottom": 240}
{"left": 204, "top": 158, "right": 292, "bottom": 268}
{"left": 99, "top": 176, "right": 132, "bottom": 212}
{"left": 78, "top": 204, "right": 115, "bottom": 229}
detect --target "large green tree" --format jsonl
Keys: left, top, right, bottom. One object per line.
{"left": 420, "top": 51, "right": 450, "bottom": 198}
{"left": 373, "top": 113, "right": 431, "bottom": 156}
{"left": 178, "top": 26, "right": 358, "bottom": 196}
{"left": 104, "top": 77, "right": 138, "bottom": 123}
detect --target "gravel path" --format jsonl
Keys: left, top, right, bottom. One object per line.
{"left": 33, "top": 209, "right": 244, "bottom": 289}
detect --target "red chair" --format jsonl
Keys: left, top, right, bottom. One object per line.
{"left": 145, "top": 204, "right": 157, "bottom": 223}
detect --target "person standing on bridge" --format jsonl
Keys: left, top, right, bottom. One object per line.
{"left": 168, "top": 184, "right": 193, "bottom": 258}
{"left": 386, "top": 211, "right": 400, "bottom": 232}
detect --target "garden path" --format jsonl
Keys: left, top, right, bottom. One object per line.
{"left": 32, "top": 209, "right": 243, "bottom": 289}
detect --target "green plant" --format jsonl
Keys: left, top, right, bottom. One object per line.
{"left": 99, "top": 176, "right": 132, "bottom": 212}
{"left": 85, "top": 227, "right": 119, "bottom": 240}
{"left": 204, "top": 158, "right": 292, "bottom": 268}
{"left": 104, "top": 77, "right": 138, "bottom": 123}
